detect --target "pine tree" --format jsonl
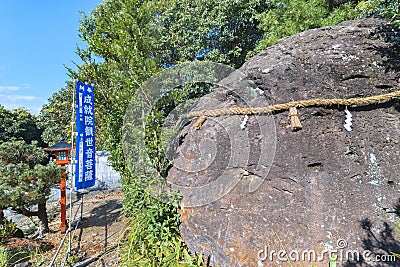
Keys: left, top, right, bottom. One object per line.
{"left": 0, "top": 107, "right": 64, "bottom": 236}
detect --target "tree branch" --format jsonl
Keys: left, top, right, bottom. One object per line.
{"left": 12, "top": 207, "right": 39, "bottom": 217}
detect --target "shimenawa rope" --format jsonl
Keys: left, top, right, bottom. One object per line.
{"left": 183, "top": 89, "right": 400, "bottom": 120}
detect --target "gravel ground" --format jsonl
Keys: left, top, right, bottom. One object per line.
{"left": 4, "top": 189, "right": 126, "bottom": 267}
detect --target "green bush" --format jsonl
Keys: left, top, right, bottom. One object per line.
{"left": 0, "top": 218, "right": 19, "bottom": 240}
{"left": 120, "top": 169, "right": 202, "bottom": 266}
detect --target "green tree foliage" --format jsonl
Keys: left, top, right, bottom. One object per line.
{"left": 71, "top": 0, "right": 276, "bottom": 175}
{"left": 0, "top": 106, "right": 42, "bottom": 145}
{"left": 356, "top": 0, "right": 400, "bottom": 26}
{"left": 38, "top": 86, "right": 73, "bottom": 146}
{"left": 256, "top": 0, "right": 358, "bottom": 50}
{"left": 71, "top": 1, "right": 193, "bottom": 265}
{"left": 70, "top": 0, "right": 165, "bottom": 163}
{"left": 158, "top": 0, "right": 271, "bottom": 68}
{"left": 0, "top": 140, "right": 63, "bottom": 235}
{"left": 0, "top": 106, "right": 63, "bottom": 236}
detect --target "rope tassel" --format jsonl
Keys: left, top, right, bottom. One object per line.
{"left": 289, "top": 107, "right": 302, "bottom": 131}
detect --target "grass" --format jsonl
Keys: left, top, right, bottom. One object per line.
{"left": 0, "top": 246, "right": 31, "bottom": 267}
{"left": 0, "top": 246, "right": 8, "bottom": 267}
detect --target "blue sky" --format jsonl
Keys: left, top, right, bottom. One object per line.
{"left": 0, "top": 0, "right": 102, "bottom": 114}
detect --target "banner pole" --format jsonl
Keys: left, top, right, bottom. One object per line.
{"left": 69, "top": 79, "right": 76, "bottom": 254}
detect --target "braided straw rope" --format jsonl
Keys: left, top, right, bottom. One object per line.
{"left": 183, "top": 89, "right": 400, "bottom": 119}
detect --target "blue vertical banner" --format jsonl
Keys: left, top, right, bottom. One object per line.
{"left": 75, "top": 81, "right": 96, "bottom": 189}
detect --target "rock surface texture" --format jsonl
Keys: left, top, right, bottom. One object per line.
{"left": 167, "top": 18, "right": 400, "bottom": 267}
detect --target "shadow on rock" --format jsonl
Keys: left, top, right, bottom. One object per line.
{"left": 343, "top": 198, "right": 400, "bottom": 267}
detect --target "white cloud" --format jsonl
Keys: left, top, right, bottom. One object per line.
{"left": 1, "top": 102, "right": 42, "bottom": 114}
{"left": 0, "top": 86, "right": 20, "bottom": 92}
{"left": 0, "top": 84, "right": 42, "bottom": 114}
{"left": 0, "top": 94, "right": 38, "bottom": 101}
{"left": 22, "top": 83, "right": 32, "bottom": 88}
{"left": 0, "top": 94, "right": 43, "bottom": 115}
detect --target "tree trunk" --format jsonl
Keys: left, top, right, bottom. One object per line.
{"left": 0, "top": 209, "right": 4, "bottom": 226}
{"left": 37, "top": 201, "right": 49, "bottom": 236}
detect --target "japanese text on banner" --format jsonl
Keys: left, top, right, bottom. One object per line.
{"left": 75, "top": 81, "right": 95, "bottom": 189}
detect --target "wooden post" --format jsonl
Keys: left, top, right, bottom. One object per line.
{"left": 60, "top": 171, "right": 67, "bottom": 234}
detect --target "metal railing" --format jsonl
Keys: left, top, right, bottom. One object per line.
{"left": 48, "top": 195, "right": 84, "bottom": 267}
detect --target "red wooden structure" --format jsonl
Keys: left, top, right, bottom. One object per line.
{"left": 44, "top": 141, "right": 72, "bottom": 234}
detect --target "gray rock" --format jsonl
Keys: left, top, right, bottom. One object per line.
{"left": 167, "top": 18, "right": 400, "bottom": 267}
{"left": 13, "top": 261, "right": 30, "bottom": 267}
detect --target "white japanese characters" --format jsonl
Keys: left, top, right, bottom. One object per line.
{"left": 75, "top": 82, "right": 96, "bottom": 188}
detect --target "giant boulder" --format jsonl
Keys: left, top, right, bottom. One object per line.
{"left": 167, "top": 18, "right": 400, "bottom": 266}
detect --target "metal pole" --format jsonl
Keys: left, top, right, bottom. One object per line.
{"left": 69, "top": 79, "right": 76, "bottom": 253}
{"left": 48, "top": 229, "right": 70, "bottom": 267}
{"left": 80, "top": 193, "right": 83, "bottom": 221}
